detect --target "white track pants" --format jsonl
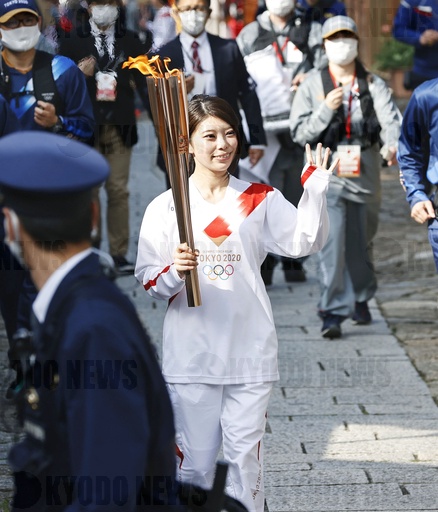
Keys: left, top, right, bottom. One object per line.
{"left": 167, "top": 382, "right": 273, "bottom": 512}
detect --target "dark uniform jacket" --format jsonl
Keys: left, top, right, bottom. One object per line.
{"left": 8, "top": 253, "right": 179, "bottom": 511}
{"left": 58, "top": 18, "right": 152, "bottom": 147}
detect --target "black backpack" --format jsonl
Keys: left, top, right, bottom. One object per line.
{"left": 0, "top": 50, "right": 64, "bottom": 114}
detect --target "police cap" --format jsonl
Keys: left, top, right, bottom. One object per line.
{"left": 0, "top": 132, "right": 109, "bottom": 218}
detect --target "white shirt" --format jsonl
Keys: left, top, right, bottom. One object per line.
{"left": 33, "top": 249, "right": 93, "bottom": 323}
{"left": 180, "top": 31, "right": 216, "bottom": 96}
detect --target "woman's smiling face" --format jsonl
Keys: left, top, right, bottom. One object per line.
{"left": 189, "top": 116, "right": 238, "bottom": 175}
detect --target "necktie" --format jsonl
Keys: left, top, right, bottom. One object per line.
{"left": 191, "top": 41, "right": 203, "bottom": 73}
{"left": 99, "top": 33, "right": 110, "bottom": 69}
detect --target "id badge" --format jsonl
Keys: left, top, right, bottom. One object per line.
{"left": 96, "top": 71, "right": 117, "bottom": 102}
{"left": 337, "top": 145, "right": 361, "bottom": 178}
{"left": 286, "top": 41, "right": 303, "bottom": 64}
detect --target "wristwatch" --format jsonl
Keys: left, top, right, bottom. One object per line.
{"left": 51, "top": 116, "right": 64, "bottom": 134}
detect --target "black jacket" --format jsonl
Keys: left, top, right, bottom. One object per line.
{"left": 59, "top": 17, "right": 152, "bottom": 147}
{"left": 158, "top": 33, "right": 267, "bottom": 151}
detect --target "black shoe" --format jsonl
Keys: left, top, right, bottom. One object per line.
{"left": 112, "top": 255, "right": 135, "bottom": 275}
{"left": 352, "top": 301, "right": 372, "bottom": 325}
{"left": 321, "top": 314, "right": 344, "bottom": 339}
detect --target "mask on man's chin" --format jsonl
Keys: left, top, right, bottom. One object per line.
{"left": 4, "top": 211, "right": 26, "bottom": 268}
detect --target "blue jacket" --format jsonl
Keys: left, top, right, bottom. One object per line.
{"left": 398, "top": 78, "right": 438, "bottom": 207}
{"left": 393, "top": 0, "right": 438, "bottom": 79}
{"left": 2, "top": 53, "right": 94, "bottom": 141}
{"left": 0, "top": 93, "right": 19, "bottom": 136}
{"left": 9, "top": 253, "right": 179, "bottom": 511}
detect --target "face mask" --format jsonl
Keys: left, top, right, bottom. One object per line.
{"left": 0, "top": 25, "right": 41, "bottom": 52}
{"left": 4, "top": 210, "right": 26, "bottom": 267}
{"left": 90, "top": 5, "right": 119, "bottom": 27}
{"left": 324, "top": 38, "right": 358, "bottom": 66}
{"left": 265, "top": 0, "right": 295, "bottom": 17}
{"left": 179, "top": 10, "right": 207, "bottom": 37}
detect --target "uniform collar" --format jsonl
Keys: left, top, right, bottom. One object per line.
{"left": 33, "top": 248, "right": 93, "bottom": 324}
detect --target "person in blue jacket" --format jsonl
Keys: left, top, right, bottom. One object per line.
{"left": 398, "top": 77, "right": 438, "bottom": 271}
{"left": 1, "top": 131, "right": 179, "bottom": 511}
{"left": 0, "top": 0, "right": 94, "bottom": 139}
{"left": 392, "top": 0, "right": 438, "bottom": 89}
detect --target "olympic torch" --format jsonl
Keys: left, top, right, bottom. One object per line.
{"left": 123, "top": 55, "right": 201, "bottom": 307}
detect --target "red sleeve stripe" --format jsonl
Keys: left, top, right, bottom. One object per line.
{"left": 414, "top": 7, "right": 433, "bottom": 16}
{"left": 175, "top": 444, "right": 184, "bottom": 469}
{"left": 144, "top": 264, "right": 172, "bottom": 290}
{"left": 301, "top": 164, "right": 318, "bottom": 186}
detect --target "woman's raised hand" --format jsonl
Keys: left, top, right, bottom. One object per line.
{"left": 305, "top": 143, "right": 340, "bottom": 175}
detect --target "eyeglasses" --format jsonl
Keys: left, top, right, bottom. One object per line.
{"left": 0, "top": 16, "right": 38, "bottom": 29}
{"left": 177, "top": 6, "right": 209, "bottom": 13}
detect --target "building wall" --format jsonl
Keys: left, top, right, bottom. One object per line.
{"left": 344, "top": 0, "right": 400, "bottom": 68}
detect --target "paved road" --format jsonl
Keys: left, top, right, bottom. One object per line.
{"left": 1, "top": 116, "right": 438, "bottom": 511}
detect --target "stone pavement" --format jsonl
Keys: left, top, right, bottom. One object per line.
{"left": 1, "top": 116, "right": 438, "bottom": 511}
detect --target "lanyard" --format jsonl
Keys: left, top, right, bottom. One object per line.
{"left": 268, "top": 18, "right": 289, "bottom": 65}
{"left": 272, "top": 37, "right": 289, "bottom": 65}
{"left": 329, "top": 70, "right": 356, "bottom": 141}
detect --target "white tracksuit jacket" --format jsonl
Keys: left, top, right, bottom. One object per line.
{"left": 135, "top": 168, "right": 330, "bottom": 385}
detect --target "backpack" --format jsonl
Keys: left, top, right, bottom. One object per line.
{"left": 0, "top": 50, "right": 64, "bottom": 114}
{"left": 319, "top": 61, "right": 381, "bottom": 149}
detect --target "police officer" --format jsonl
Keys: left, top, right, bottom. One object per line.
{"left": 1, "top": 132, "right": 179, "bottom": 511}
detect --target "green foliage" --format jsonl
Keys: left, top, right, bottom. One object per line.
{"left": 0, "top": 498, "right": 10, "bottom": 512}
{"left": 374, "top": 37, "right": 414, "bottom": 71}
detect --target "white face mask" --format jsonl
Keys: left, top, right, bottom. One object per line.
{"left": 0, "top": 25, "right": 41, "bottom": 52}
{"left": 324, "top": 38, "right": 358, "bottom": 66}
{"left": 4, "top": 210, "right": 26, "bottom": 267}
{"left": 90, "top": 5, "right": 119, "bottom": 27}
{"left": 265, "top": 0, "right": 295, "bottom": 17}
{"left": 179, "top": 10, "right": 207, "bottom": 37}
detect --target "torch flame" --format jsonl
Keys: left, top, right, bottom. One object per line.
{"left": 122, "top": 55, "right": 180, "bottom": 78}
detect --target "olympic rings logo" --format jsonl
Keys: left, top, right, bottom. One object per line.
{"left": 202, "top": 264, "right": 234, "bottom": 280}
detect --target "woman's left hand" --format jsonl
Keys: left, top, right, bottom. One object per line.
{"left": 305, "top": 143, "right": 340, "bottom": 175}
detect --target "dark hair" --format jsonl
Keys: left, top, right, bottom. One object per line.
{"left": 19, "top": 200, "right": 93, "bottom": 252}
{"left": 188, "top": 94, "right": 242, "bottom": 175}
